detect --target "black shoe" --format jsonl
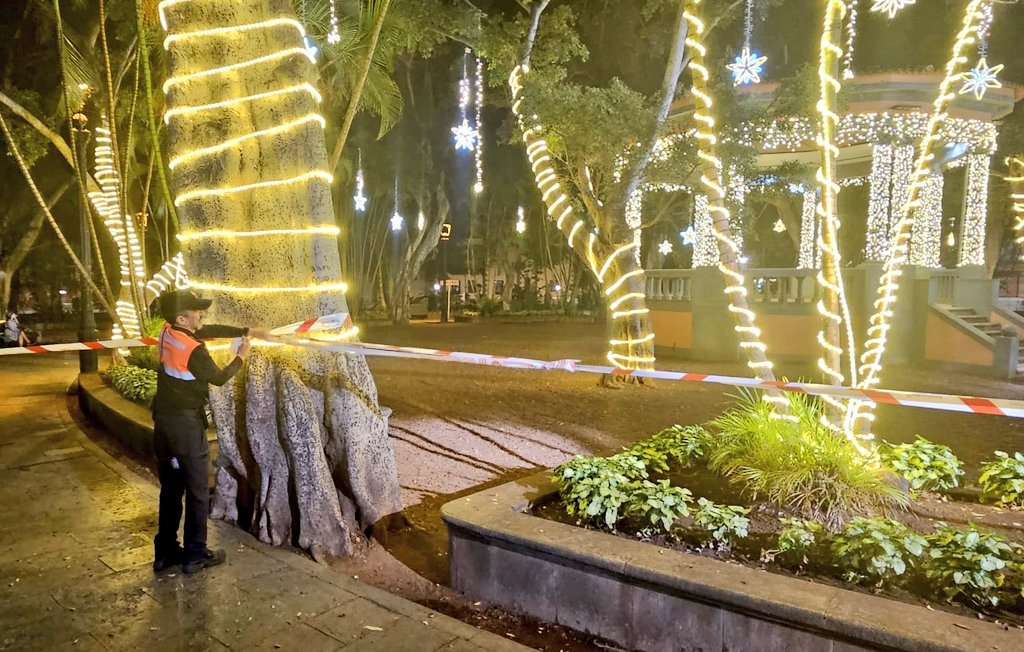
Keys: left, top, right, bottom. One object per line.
{"left": 153, "top": 548, "right": 185, "bottom": 572}
{"left": 182, "top": 549, "right": 226, "bottom": 575}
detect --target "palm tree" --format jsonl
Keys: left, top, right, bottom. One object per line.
{"left": 160, "top": 0, "right": 402, "bottom": 559}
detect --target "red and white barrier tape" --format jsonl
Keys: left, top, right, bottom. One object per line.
{"left": 0, "top": 312, "right": 351, "bottom": 357}
{"left": 271, "top": 334, "right": 1024, "bottom": 420}
{"left": 3, "top": 311, "right": 1022, "bottom": 419}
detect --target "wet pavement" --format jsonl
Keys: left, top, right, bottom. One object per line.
{"left": 0, "top": 353, "right": 530, "bottom": 652}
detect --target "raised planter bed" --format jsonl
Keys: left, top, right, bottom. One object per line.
{"left": 442, "top": 471, "right": 1024, "bottom": 652}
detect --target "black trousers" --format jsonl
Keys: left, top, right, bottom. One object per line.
{"left": 153, "top": 410, "right": 209, "bottom": 561}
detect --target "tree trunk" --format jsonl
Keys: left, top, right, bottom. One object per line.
{"left": 162, "top": 0, "right": 402, "bottom": 559}
{"left": 1, "top": 180, "right": 72, "bottom": 312}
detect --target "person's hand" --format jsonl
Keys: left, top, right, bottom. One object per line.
{"left": 236, "top": 337, "right": 252, "bottom": 360}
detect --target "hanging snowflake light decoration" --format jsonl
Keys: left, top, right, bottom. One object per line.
{"left": 353, "top": 150, "right": 367, "bottom": 213}
{"left": 727, "top": 47, "right": 768, "bottom": 86}
{"left": 658, "top": 240, "right": 674, "bottom": 255}
{"left": 727, "top": 1, "right": 767, "bottom": 86}
{"left": 773, "top": 218, "right": 786, "bottom": 233}
{"left": 679, "top": 225, "right": 697, "bottom": 246}
{"left": 451, "top": 118, "right": 478, "bottom": 152}
{"left": 515, "top": 206, "right": 526, "bottom": 234}
{"left": 959, "top": 58, "right": 1003, "bottom": 100}
{"left": 869, "top": 0, "right": 916, "bottom": 19}
{"left": 390, "top": 213, "right": 404, "bottom": 232}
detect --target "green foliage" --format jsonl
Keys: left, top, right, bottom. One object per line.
{"left": 553, "top": 452, "right": 648, "bottom": 529}
{"left": 978, "top": 451, "right": 1024, "bottom": 506}
{"left": 625, "top": 480, "right": 693, "bottom": 537}
{"left": 924, "top": 524, "right": 1024, "bottom": 608}
{"left": 878, "top": 436, "right": 964, "bottom": 494}
{"left": 831, "top": 517, "right": 928, "bottom": 584}
{"left": 125, "top": 318, "right": 165, "bottom": 371}
{"left": 708, "top": 391, "right": 907, "bottom": 529}
{"left": 102, "top": 363, "right": 157, "bottom": 405}
{"left": 624, "top": 424, "right": 715, "bottom": 474}
{"left": 693, "top": 498, "right": 749, "bottom": 549}
{"left": 774, "top": 517, "right": 824, "bottom": 558}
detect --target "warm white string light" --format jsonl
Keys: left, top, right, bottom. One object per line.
{"left": 145, "top": 253, "right": 191, "bottom": 300}
{"left": 354, "top": 149, "right": 367, "bottom": 212}
{"left": 173, "top": 171, "right": 333, "bottom": 207}
{"left": 168, "top": 114, "right": 326, "bottom": 170}
{"left": 327, "top": 0, "right": 341, "bottom": 45}
{"left": 958, "top": 153, "right": 990, "bottom": 266}
{"left": 684, "top": 0, "right": 780, "bottom": 390}
{"left": 909, "top": 173, "right": 944, "bottom": 268}
{"left": 842, "top": 0, "right": 860, "bottom": 79}
{"left": 864, "top": 143, "right": 893, "bottom": 261}
{"left": 851, "top": 0, "right": 988, "bottom": 432}
{"left": 176, "top": 226, "right": 340, "bottom": 242}
{"left": 163, "top": 84, "right": 322, "bottom": 125}
{"left": 162, "top": 47, "right": 316, "bottom": 94}
{"left": 474, "top": 55, "right": 485, "bottom": 193}
{"left": 188, "top": 280, "right": 348, "bottom": 294}
{"left": 162, "top": 17, "right": 304, "bottom": 50}
{"left": 510, "top": 65, "right": 654, "bottom": 369}
{"left": 692, "top": 194, "right": 717, "bottom": 267}
{"left": 515, "top": 206, "right": 526, "bottom": 234}
{"left": 391, "top": 177, "right": 404, "bottom": 232}
{"left": 798, "top": 190, "right": 818, "bottom": 268}
{"left": 1009, "top": 158, "right": 1024, "bottom": 256}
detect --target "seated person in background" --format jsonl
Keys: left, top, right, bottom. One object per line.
{"left": 4, "top": 312, "right": 29, "bottom": 347}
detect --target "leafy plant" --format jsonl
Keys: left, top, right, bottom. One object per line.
{"left": 692, "top": 498, "right": 749, "bottom": 549}
{"left": 625, "top": 479, "right": 693, "bottom": 537}
{"left": 764, "top": 517, "right": 825, "bottom": 564}
{"left": 708, "top": 390, "right": 907, "bottom": 529}
{"left": 652, "top": 424, "right": 716, "bottom": 466}
{"left": 102, "top": 363, "right": 158, "bottom": 405}
{"left": 831, "top": 517, "right": 928, "bottom": 584}
{"left": 923, "top": 524, "right": 1024, "bottom": 608}
{"left": 125, "top": 317, "right": 165, "bottom": 372}
{"left": 978, "top": 451, "right": 1024, "bottom": 506}
{"left": 553, "top": 452, "right": 649, "bottom": 529}
{"left": 625, "top": 439, "right": 671, "bottom": 474}
{"left": 878, "top": 436, "right": 964, "bottom": 494}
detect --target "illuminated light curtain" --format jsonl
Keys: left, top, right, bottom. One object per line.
{"left": 798, "top": 190, "right": 819, "bottom": 269}
{"left": 909, "top": 173, "right": 944, "bottom": 268}
{"left": 692, "top": 194, "right": 719, "bottom": 268}
{"left": 864, "top": 143, "right": 893, "bottom": 261}
{"left": 888, "top": 144, "right": 915, "bottom": 247}
{"left": 726, "top": 170, "right": 747, "bottom": 255}
{"left": 958, "top": 153, "right": 990, "bottom": 267}
{"left": 626, "top": 189, "right": 643, "bottom": 265}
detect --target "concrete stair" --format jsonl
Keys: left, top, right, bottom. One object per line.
{"left": 945, "top": 306, "right": 1021, "bottom": 374}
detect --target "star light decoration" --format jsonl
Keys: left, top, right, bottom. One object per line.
{"left": 773, "top": 218, "right": 786, "bottom": 233}
{"left": 515, "top": 206, "right": 526, "bottom": 234}
{"left": 959, "top": 57, "right": 1003, "bottom": 100}
{"left": 869, "top": 0, "right": 916, "bottom": 19}
{"left": 353, "top": 151, "right": 367, "bottom": 213}
{"left": 451, "top": 118, "right": 478, "bottom": 152}
{"left": 727, "top": 47, "right": 768, "bottom": 86}
{"left": 657, "top": 239, "right": 674, "bottom": 255}
{"left": 679, "top": 225, "right": 697, "bottom": 246}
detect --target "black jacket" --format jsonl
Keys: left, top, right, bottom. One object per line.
{"left": 151, "top": 324, "right": 247, "bottom": 414}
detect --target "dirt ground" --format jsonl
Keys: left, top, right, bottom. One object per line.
{"left": 334, "top": 320, "right": 1024, "bottom": 648}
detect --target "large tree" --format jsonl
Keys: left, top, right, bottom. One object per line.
{"left": 161, "top": 0, "right": 402, "bottom": 559}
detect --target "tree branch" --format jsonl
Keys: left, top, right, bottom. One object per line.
{"left": 521, "top": 0, "right": 551, "bottom": 67}
{"left": 616, "top": 0, "right": 688, "bottom": 207}
{"left": 2, "top": 179, "right": 73, "bottom": 274}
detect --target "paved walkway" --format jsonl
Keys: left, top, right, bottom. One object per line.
{"left": 0, "top": 353, "right": 529, "bottom": 652}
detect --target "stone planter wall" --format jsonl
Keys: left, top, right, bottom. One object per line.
{"left": 442, "top": 471, "right": 1023, "bottom": 652}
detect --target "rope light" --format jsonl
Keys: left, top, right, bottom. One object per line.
{"left": 145, "top": 253, "right": 191, "bottom": 300}
{"left": 176, "top": 226, "right": 340, "bottom": 242}
{"left": 1010, "top": 159, "right": 1024, "bottom": 253}
{"left": 163, "top": 84, "right": 322, "bottom": 124}
{"left": 683, "top": 0, "right": 781, "bottom": 392}
{"left": 173, "top": 171, "right": 333, "bottom": 207}
{"left": 162, "top": 48, "right": 316, "bottom": 94}
{"left": 850, "top": 0, "right": 987, "bottom": 432}
{"left": 162, "top": 18, "right": 305, "bottom": 50}
{"left": 187, "top": 281, "right": 348, "bottom": 294}
{"left": 168, "top": 114, "right": 326, "bottom": 170}
{"left": 509, "top": 64, "right": 654, "bottom": 370}
{"left": 814, "top": 0, "right": 863, "bottom": 445}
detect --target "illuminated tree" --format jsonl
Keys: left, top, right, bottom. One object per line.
{"left": 160, "top": 0, "right": 402, "bottom": 559}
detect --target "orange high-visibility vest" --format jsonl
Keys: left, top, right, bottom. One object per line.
{"left": 159, "top": 324, "right": 201, "bottom": 381}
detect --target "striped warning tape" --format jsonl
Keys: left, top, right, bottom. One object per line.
{"left": 270, "top": 334, "right": 1024, "bottom": 420}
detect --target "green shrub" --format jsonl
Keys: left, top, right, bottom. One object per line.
{"left": 477, "top": 296, "right": 504, "bottom": 316}
{"left": 878, "top": 436, "right": 964, "bottom": 494}
{"left": 553, "top": 452, "right": 649, "bottom": 529}
{"left": 125, "top": 318, "right": 165, "bottom": 371}
{"left": 708, "top": 391, "right": 907, "bottom": 529}
{"left": 625, "top": 480, "right": 693, "bottom": 537}
{"left": 652, "top": 424, "right": 716, "bottom": 466}
{"left": 831, "top": 517, "right": 928, "bottom": 584}
{"left": 693, "top": 498, "right": 749, "bottom": 549}
{"left": 764, "top": 517, "right": 825, "bottom": 564}
{"left": 924, "top": 524, "right": 1024, "bottom": 608}
{"left": 624, "top": 440, "right": 671, "bottom": 474}
{"left": 978, "top": 451, "right": 1024, "bottom": 506}
{"left": 102, "top": 363, "right": 158, "bottom": 405}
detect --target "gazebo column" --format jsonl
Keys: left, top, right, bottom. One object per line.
{"left": 692, "top": 194, "right": 719, "bottom": 268}
{"left": 909, "top": 172, "right": 944, "bottom": 268}
{"left": 957, "top": 153, "right": 990, "bottom": 268}
{"left": 798, "top": 189, "right": 819, "bottom": 269}
{"left": 864, "top": 143, "right": 893, "bottom": 261}
{"left": 888, "top": 143, "right": 916, "bottom": 248}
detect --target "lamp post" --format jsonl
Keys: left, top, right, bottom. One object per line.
{"left": 72, "top": 111, "right": 97, "bottom": 373}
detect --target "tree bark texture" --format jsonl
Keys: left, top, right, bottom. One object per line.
{"left": 389, "top": 186, "right": 448, "bottom": 324}
{"left": 162, "top": 0, "right": 402, "bottom": 559}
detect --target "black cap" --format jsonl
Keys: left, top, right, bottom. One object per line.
{"left": 159, "top": 289, "right": 213, "bottom": 319}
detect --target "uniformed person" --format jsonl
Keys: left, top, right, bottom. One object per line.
{"left": 151, "top": 289, "right": 264, "bottom": 574}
